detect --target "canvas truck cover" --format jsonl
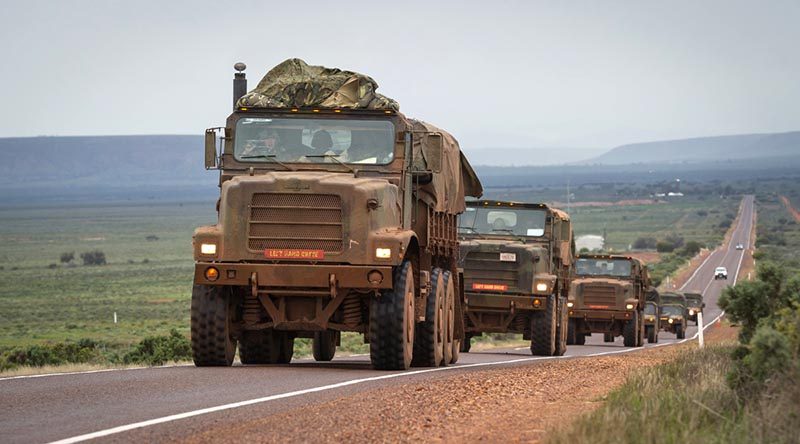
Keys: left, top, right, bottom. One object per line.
{"left": 236, "top": 58, "right": 400, "bottom": 111}
{"left": 410, "top": 119, "right": 483, "bottom": 215}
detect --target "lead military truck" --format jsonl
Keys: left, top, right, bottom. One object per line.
{"left": 191, "top": 59, "right": 482, "bottom": 370}
{"left": 458, "top": 201, "right": 575, "bottom": 356}
{"left": 567, "top": 255, "right": 651, "bottom": 347}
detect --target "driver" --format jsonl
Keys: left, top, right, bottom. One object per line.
{"left": 241, "top": 128, "right": 284, "bottom": 158}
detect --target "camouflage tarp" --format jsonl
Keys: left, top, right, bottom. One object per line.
{"left": 410, "top": 119, "right": 483, "bottom": 214}
{"left": 237, "top": 58, "right": 399, "bottom": 111}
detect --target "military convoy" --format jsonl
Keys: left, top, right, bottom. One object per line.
{"left": 190, "top": 59, "right": 703, "bottom": 370}
{"left": 191, "top": 59, "right": 482, "bottom": 370}
{"left": 458, "top": 201, "right": 575, "bottom": 356}
{"left": 567, "top": 255, "right": 651, "bottom": 347}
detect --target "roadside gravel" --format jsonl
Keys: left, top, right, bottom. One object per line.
{"left": 184, "top": 324, "right": 735, "bottom": 444}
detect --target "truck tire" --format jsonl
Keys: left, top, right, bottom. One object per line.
{"left": 412, "top": 268, "right": 445, "bottom": 367}
{"left": 647, "top": 325, "right": 658, "bottom": 344}
{"left": 676, "top": 324, "right": 686, "bottom": 339}
{"left": 637, "top": 312, "right": 645, "bottom": 347}
{"left": 313, "top": 330, "right": 337, "bottom": 362}
{"left": 370, "top": 260, "right": 415, "bottom": 370}
{"left": 239, "top": 330, "right": 278, "bottom": 364}
{"left": 191, "top": 284, "right": 236, "bottom": 367}
{"left": 623, "top": 311, "right": 639, "bottom": 347}
{"left": 566, "top": 319, "right": 576, "bottom": 345}
{"left": 576, "top": 332, "right": 586, "bottom": 345}
{"left": 604, "top": 333, "right": 614, "bottom": 343}
{"left": 441, "top": 270, "right": 457, "bottom": 365}
{"left": 554, "top": 297, "right": 568, "bottom": 356}
{"left": 530, "top": 294, "right": 557, "bottom": 356}
{"left": 460, "top": 334, "right": 472, "bottom": 353}
{"left": 277, "top": 332, "right": 294, "bottom": 364}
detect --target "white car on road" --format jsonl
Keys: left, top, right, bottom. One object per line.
{"left": 714, "top": 266, "right": 728, "bottom": 280}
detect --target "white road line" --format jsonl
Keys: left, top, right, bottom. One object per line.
{"left": 0, "top": 364, "right": 192, "bottom": 382}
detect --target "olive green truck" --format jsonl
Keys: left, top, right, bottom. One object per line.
{"left": 567, "top": 255, "right": 651, "bottom": 347}
{"left": 458, "top": 201, "right": 575, "bottom": 356}
{"left": 191, "top": 59, "right": 482, "bottom": 370}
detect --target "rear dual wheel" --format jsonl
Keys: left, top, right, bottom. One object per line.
{"left": 239, "top": 330, "right": 294, "bottom": 364}
{"left": 413, "top": 268, "right": 456, "bottom": 367}
{"left": 313, "top": 330, "right": 338, "bottom": 362}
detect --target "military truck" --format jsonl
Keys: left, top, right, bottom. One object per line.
{"left": 659, "top": 292, "right": 687, "bottom": 339}
{"left": 191, "top": 59, "right": 482, "bottom": 370}
{"left": 684, "top": 292, "right": 705, "bottom": 325}
{"left": 458, "top": 201, "right": 575, "bottom": 356}
{"left": 567, "top": 255, "right": 650, "bottom": 347}
{"left": 644, "top": 288, "right": 660, "bottom": 343}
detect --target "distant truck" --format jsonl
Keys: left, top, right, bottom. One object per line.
{"left": 567, "top": 255, "right": 651, "bottom": 347}
{"left": 684, "top": 292, "right": 704, "bottom": 325}
{"left": 659, "top": 292, "right": 687, "bottom": 339}
{"left": 644, "top": 288, "right": 660, "bottom": 343}
{"left": 458, "top": 201, "right": 575, "bottom": 356}
{"left": 714, "top": 267, "right": 728, "bottom": 280}
{"left": 191, "top": 59, "right": 482, "bottom": 370}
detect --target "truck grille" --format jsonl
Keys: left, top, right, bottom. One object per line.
{"left": 582, "top": 284, "right": 617, "bottom": 307}
{"left": 248, "top": 193, "right": 343, "bottom": 253}
{"left": 463, "top": 251, "right": 519, "bottom": 292}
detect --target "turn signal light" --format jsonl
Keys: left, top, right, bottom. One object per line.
{"left": 533, "top": 299, "right": 541, "bottom": 307}
{"left": 205, "top": 267, "right": 219, "bottom": 281}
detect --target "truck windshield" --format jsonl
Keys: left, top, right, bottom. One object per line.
{"left": 645, "top": 304, "right": 657, "bottom": 315}
{"left": 234, "top": 117, "right": 394, "bottom": 165}
{"left": 458, "top": 207, "right": 547, "bottom": 237}
{"left": 575, "top": 258, "right": 632, "bottom": 277}
{"left": 661, "top": 305, "right": 683, "bottom": 316}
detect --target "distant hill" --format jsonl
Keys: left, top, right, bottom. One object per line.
{"left": 463, "top": 147, "right": 601, "bottom": 166}
{"left": 586, "top": 131, "right": 800, "bottom": 165}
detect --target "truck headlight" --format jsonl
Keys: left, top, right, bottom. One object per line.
{"left": 375, "top": 248, "right": 392, "bottom": 259}
{"left": 567, "top": 301, "right": 574, "bottom": 308}
{"left": 535, "top": 282, "right": 549, "bottom": 292}
{"left": 200, "top": 243, "right": 217, "bottom": 255}
{"left": 668, "top": 318, "right": 674, "bottom": 324}
{"left": 689, "top": 309, "right": 696, "bottom": 316}
{"left": 626, "top": 303, "right": 634, "bottom": 310}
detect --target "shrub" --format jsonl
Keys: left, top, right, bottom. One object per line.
{"left": 59, "top": 252, "right": 74, "bottom": 263}
{"left": 633, "top": 237, "right": 657, "bottom": 250}
{"left": 696, "top": 210, "right": 708, "bottom": 217}
{"left": 0, "top": 339, "right": 104, "bottom": 370}
{"left": 80, "top": 250, "right": 107, "bottom": 266}
{"left": 656, "top": 241, "right": 675, "bottom": 253}
{"left": 47, "top": 263, "right": 57, "bottom": 269}
{"left": 681, "top": 240, "right": 704, "bottom": 257}
{"left": 122, "top": 329, "right": 192, "bottom": 366}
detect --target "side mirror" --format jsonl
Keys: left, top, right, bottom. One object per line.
{"left": 205, "top": 128, "right": 218, "bottom": 169}
{"left": 425, "top": 133, "right": 444, "bottom": 173}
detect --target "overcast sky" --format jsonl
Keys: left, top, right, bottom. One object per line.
{"left": 1, "top": 0, "right": 798, "bottom": 153}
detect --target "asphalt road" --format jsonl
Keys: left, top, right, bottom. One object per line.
{"left": 0, "top": 196, "right": 754, "bottom": 444}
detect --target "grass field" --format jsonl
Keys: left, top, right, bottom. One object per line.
{"left": 0, "top": 191, "right": 743, "bottom": 361}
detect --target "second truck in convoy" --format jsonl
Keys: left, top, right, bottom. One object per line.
{"left": 458, "top": 201, "right": 575, "bottom": 356}
{"left": 567, "top": 255, "right": 651, "bottom": 347}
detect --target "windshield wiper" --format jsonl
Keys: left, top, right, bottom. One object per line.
{"left": 304, "top": 154, "right": 356, "bottom": 175}
{"left": 240, "top": 154, "right": 295, "bottom": 171}
{"left": 490, "top": 228, "right": 526, "bottom": 242}
{"left": 458, "top": 226, "right": 485, "bottom": 239}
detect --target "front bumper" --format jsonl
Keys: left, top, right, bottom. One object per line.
{"left": 194, "top": 262, "right": 393, "bottom": 290}
{"left": 569, "top": 308, "right": 634, "bottom": 321}
{"left": 465, "top": 292, "right": 547, "bottom": 312}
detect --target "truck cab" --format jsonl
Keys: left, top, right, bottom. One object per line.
{"left": 458, "top": 201, "right": 574, "bottom": 356}
{"left": 191, "top": 60, "right": 482, "bottom": 370}
{"left": 567, "top": 255, "right": 651, "bottom": 347}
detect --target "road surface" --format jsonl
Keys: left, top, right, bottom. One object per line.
{"left": 0, "top": 196, "right": 754, "bottom": 444}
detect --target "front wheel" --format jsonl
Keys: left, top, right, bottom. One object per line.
{"left": 370, "top": 260, "right": 415, "bottom": 370}
{"left": 191, "top": 285, "right": 236, "bottom": 367}
{"left": 530, "top": 294, "right": 557, "bottom": 356}
{"left": 623, "top": 311, "right": 639, "bottom": 347}
{"left": 676, "top": 324, "right": 686, "bottom": 339}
